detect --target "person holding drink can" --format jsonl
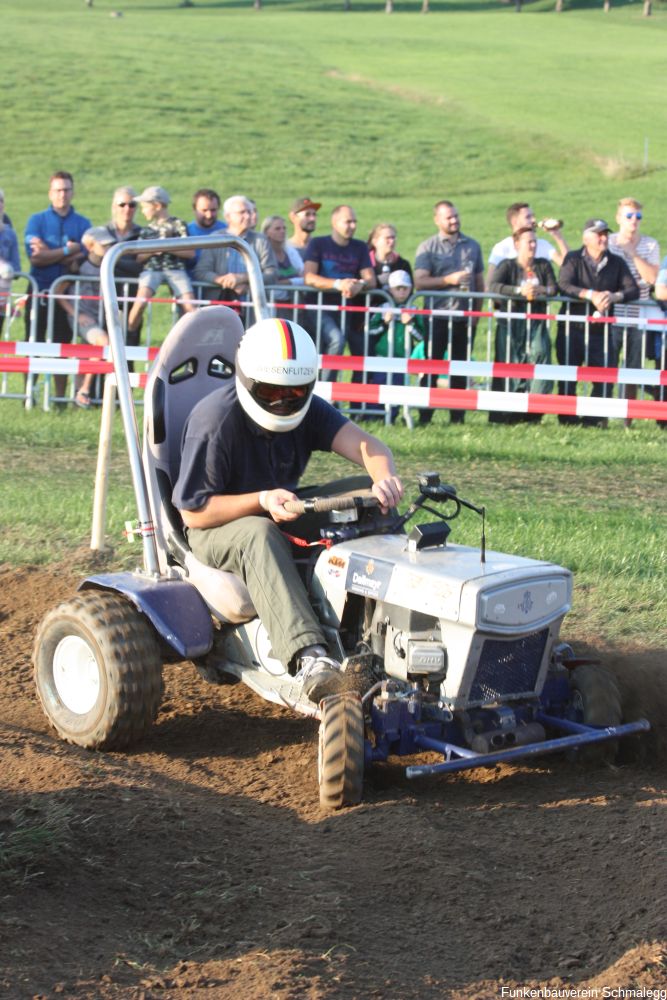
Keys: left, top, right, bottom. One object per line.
{"left": 488, "top": 226, "right": 557, "bottom": 419}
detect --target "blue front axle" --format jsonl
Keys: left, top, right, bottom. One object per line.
{"left": 404, "top": 716, "right": 650, "bottom": 778}
{"left": 366, "top": 688, "right": 650, "bottom": 778}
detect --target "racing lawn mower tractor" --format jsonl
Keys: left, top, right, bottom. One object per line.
{"left": 33, "top": 235, "right": 649, "bottom": 810}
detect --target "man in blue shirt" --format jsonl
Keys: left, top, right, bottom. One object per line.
{"left": 186, "top": 188, "right": 227, "bottom": 288}
{"left": 24, "top": 171, "right": 92, "bottom": 399}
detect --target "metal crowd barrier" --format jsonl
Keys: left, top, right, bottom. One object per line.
{"left": 264, "top": 283, "right": 402, "bottom": 421}
{"left": 0, "top": 273, "right": 38, "bottom": 403}
{"left": 36, "top": 273, "right": 153, "bottom": 409}
{"left": 6, "top": 276, "right": 667, "bottom": 419}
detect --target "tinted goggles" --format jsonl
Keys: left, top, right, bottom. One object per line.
{"left": 251, "top": 381, "right": 314, "bottom": 415}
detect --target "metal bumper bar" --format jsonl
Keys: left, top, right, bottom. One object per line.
{"left": 405, "top": 717, "right": 650, "bottom": 778}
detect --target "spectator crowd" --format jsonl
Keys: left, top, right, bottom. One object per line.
{"left": 2, "top": 171, "right": 667, "bottom": 425}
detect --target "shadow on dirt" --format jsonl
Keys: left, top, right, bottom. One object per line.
{"left": 1, "top": 732, "right": 665, "bottom": 999}
{"left": 148, "top": 688, "right": 314, "bottom": 761}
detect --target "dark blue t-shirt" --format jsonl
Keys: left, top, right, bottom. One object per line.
{"left": 173, "top": 389, "right": 347, "bottom": 512}
{"left": 304, "top": 236, "right": 372, "bottom": 281}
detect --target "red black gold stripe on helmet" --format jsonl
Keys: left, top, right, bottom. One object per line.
{"left": 275, "top": 319, "right": 296, "bottom": 360}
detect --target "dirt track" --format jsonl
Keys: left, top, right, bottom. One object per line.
{"left": 1, "top": 564, "right": 666, "bottom": 1000}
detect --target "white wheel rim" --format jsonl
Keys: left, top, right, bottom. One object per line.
{"left": 53, "top": 635, "right": 101, "bottom": 715}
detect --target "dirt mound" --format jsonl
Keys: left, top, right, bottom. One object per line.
{"left": 608, "top": 648, "right": 667, "bottom": 758}
{"left": 1, "top": 565, "right": 665, "bottom": 999}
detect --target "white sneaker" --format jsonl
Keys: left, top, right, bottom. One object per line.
{"left": 295, "top": 647, "right": 346, "bottom": 703}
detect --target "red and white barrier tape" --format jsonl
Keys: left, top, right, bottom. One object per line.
{"left": 2, "top": 356, "right": 664, "bottom": 420}
{"left": 0, "top": 341, "right": 158, "bottom": 361}
{"left": 319, "top": 354, "right": 667, "bottom": 388}
{"left": 2, "top": 349, "right": 666, "bottom": 389}
{"left": 314, "top": 383, "right": 667, "bottom": 422}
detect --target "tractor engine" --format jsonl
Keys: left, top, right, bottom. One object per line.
{"left": 368, "top": 602, "right": 447, "bottom": 685}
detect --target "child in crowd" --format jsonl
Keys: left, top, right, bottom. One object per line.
{"left": 367, "top": 269, "right": 424, "bottom": 423}
{"left": 127, "top": 186, "right": 196, "bottom": 336}
{"left": 369, "top": 269, "right": 424, "bottom": 360}
{"left": 60, "top": 225, "right": 114, "bottom": 408}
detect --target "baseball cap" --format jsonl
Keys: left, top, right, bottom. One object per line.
{"left": 388, "top": 269, "right": 413, "bottom": 289}
{"left": 583, "top": 218, "right": 610, "bottom": 235}
{"left": 137, "top": 185, "right": 171, "bottom": 205}
{"left": 291, "top": 196, "right": 321, "bottom": 214}
{"left": 84, "top": 226, "right": 116, "bottom": 246}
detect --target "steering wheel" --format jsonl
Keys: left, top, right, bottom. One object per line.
{"left": 282, "top": 493, "right": 381, "bottom": 515}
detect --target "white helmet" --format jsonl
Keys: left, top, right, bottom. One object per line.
{"left": 236, "top": 318, "right": 318, "bottom": 433}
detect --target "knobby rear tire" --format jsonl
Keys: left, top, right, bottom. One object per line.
{"left": 33, "top": 590, "right": 164, "bottom": 751}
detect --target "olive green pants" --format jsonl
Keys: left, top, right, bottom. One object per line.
{"left": 187, "top": 476, "right": 372, "bottom": 668}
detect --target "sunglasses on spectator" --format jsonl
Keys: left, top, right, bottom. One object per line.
{"left": 623, "top": 211, "right": 642, "bottom": 219}
{"left": 117, "top": 201, "right": 137, "bottom": 208}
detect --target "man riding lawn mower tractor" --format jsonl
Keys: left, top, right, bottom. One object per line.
{"left": 32, "top": 234, "right": 649, "bottom": 810}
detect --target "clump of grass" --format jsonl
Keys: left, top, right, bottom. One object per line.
{"left": 594, "top": 155, "right": 644, "bottom": 181}
{"left": 0, "top": 799, "right": 73, "bottom": 882}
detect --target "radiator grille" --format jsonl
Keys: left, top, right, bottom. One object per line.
{"left": 469, "top": 629, "right": 548, "bottom": 703}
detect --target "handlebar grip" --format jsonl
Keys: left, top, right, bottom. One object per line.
{"left": 282, "top": 494, "right": 379, "bottom": 515}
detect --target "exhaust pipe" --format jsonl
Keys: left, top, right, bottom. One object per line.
{"left": 471, "top": 722, "right": 546, "bottom": 755}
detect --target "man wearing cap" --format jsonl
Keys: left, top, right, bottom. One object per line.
{"left": 413, "top": 200, "right": 484, "bottom": 424}
{"left": 556, "top": 218, "right": 639, "bottom": 423}
{"left": 285, "top": 197, "right": 320, "bottom": 338}
{"left": 288, "top": 197, "right": 321, "bottom": 261}
{"left": 303, "top": 204, "right": 376, "bottom": 373}
{"left": 127, "top": 185, "right": 196, "bottom": 336}
{"left": 193, "top": 194, "right": 278, "bottom": 304}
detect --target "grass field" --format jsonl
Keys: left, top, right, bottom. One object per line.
{"left": 2, "top": 0, "right": 667, "bottom": 652}
{"left": 4, "top": 0, "right": 667, "bottom": 256}
{"left": 2, "top": 403, "right": 667, "bottom": 649}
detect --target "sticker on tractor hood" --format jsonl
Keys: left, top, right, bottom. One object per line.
{"left": 345, "top": 554, "right": 393, "bottom": 599}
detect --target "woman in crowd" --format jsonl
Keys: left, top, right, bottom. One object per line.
{"left": 350, "top": 223, "right": 411, "bottom": 421}
{"left": 261, "top": 214, "right": 304, "bottom": 288}
{"left": 367, "top": 223, "right": 412, "bottom": 289}
{"left": 488, "top": 226, "right": 557, "bottom": 421}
